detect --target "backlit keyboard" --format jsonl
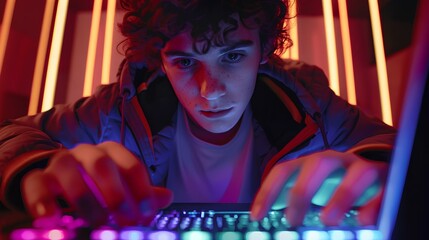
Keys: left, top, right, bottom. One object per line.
{"left": 9, "top": 204, "right": 383, "bottom": 240}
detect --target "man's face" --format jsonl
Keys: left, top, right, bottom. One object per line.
{"left": 161, "top": 17, "right": 263, "bottom": 135}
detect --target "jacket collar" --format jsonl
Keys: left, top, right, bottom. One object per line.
{"left": 120, "top": 60, "right": 324, "bottom": 179}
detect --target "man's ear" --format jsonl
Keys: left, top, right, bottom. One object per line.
{"left": 260, "top": 46, "right": 270, "bottom": 64}
{"left": 260, "top": 55, "right": 269, "bottom": 64}
{"left": 160, "top": 62, "right": 167, "bottom": 74}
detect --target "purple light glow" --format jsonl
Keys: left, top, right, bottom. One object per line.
{"left": 119, "top": 229, "right": 144, "bottom": 240}
{"left": 45, "top": 229, "right": 65, "bottom": 240}
{"left": 148, "top": 231, "right": 177, "bottom": 240}
{"left": 91, "top": 229, "right": 118, "bottom": 240}
{"left": 11, "top": 229, "right": 38, "bottom": 240}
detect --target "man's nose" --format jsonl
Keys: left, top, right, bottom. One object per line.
{"left": 199, "top": 68, "right": 226, "bottom": 100}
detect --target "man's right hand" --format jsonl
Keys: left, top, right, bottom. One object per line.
{"left": 21, "top": 141, "right": 173, "bottom": 226}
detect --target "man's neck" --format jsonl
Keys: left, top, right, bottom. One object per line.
{"left": 187, "top": 115, "right": 242, "bottom": 145}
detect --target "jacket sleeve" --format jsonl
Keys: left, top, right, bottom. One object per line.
{"left": 259, "top": 57, "right": 396, "bottom": 161}
{"left": 0, "top": 83, "right": 121, "bottom": 210}
{"left": 289, "top": 61, "right": 397, "bottom": 161}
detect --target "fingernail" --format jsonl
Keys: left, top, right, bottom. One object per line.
{"left": 34, "top": 202, "right": 49, "bottom": 216}
{"left": 34, "top": 201, "right": 57, "bottom": 217}
{"left": 75, "top": 193, "right": 109, "bottom": 226}
{"left": 321, "top": 207, "right": 342, "bottom": 226}
{"left": 286, "top": 207, "right": 300, "bottom": 226}
{"left": 118, "top": 201, "right": 132, "bottom": 214}
{"left": 250, "top": 204, "right": 261, "bottom": 221}
{"left": 139, "top": 199, "right": 154, "bottom": 217}
{"left": 32, "top": 203, "right": 61, "bottom": 228}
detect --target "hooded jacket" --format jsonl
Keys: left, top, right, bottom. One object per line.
{"left": 0, "top": 58, "right": 396, "bottom": 210}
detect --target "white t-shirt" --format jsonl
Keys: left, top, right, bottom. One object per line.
{"left": 166, "top": 105, "right": 256, "bottom": 203}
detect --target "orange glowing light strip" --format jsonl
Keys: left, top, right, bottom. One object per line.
{"left": 41, "top": 0, "right": 69, "bottom": 112}
{"left": 338, "top": 0, "right": 357, "bottom": 105}
{"left": 368, "top": 0, "right": 392, "bottom": 125}
{"left": 322, "top": 0, "right": 340, "bottom": 96}
{"left": 83, "top": 0, "right": 103, "bottom": 96}
{"left": 289, "top": 0, "right": 299, "bottom": 59}
{"left": 28, "top": 0, "right": 55, "bottom": 115}
{"left": 0, "top": 0, "right": 16, "bottom": 77}
{"left": 281, "top": 21, "right": 291, "bottom": 58}
{"left": 101, "top": 0, "right": 116, "bottom": 85}
{"left": 281, "top": 0, "right": 298, "bottom": 59}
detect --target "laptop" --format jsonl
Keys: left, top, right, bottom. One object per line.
{"left": 4, "top": 1, "right": 428, "bottom": 239}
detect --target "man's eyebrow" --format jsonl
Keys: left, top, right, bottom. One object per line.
{"left": 162, "top": 50, "right": 194, "bottom": 58}
{"left": 162, "top": 40, "right": 254, "bottom": 57}
{"left": 219, "top": 40, "right": 254, "bottom": 54}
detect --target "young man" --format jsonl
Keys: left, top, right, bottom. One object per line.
{"left": 0, "top": 0, "right": 395, "bottom": 227}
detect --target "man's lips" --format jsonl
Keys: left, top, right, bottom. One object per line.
{"left": 200, "top": 108, "right": 232, "bottom": 118}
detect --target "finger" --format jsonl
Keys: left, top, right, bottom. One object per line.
{"left": 22, "top": 169, "right": 62, "bottom": 218}
{"left": 97, "top": 142, "right": 154, "bottom": 200}
{"left": 97, "top": 142, "right": 168, "bottom": 223}
{"left": 136, "top": 186, "right": 174, "bottom": 226}
{"left": 70, "top": 144, "right": 129, "bottom": 209}
{"left": 357, "top": 186, "right": 384, "bottom": 226}
{"left": 70, "top": 143, "right": 145, "bottom": 225}
{"left": 286, "top": 153, "right": 342, "bottom": 226}
{"left": 152, "top": 186, "right": 174, "bottom": 209}
{"left": 46, "top": 150, "right": 109, "bottom": 225}
{"left": 250, "top": 160, "right": 299, "bottom": 221}
{"left": 320, "top": 161, "right": 382, "bottom": 226}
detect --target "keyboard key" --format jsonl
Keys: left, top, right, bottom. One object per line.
{"left": 245, "top": 231, "right": 270, "bottom": 240}
{"left": 91, "top": 228, "right": 118, "bottom": 240}
{"left": 181, "top": 231, "right": 211, "bottom": 240}
{"left": 356, "top": 229, "right": 383, "bottom": 240}
{"left": 216, "top": 231, "right": 243, "bottom": 240}
{"left": 119, "top": 227, "right": 145, "bottom": 240}
{"left": 273, "top": 231, "right": 299, "bottom": 240}
{"left": 147, "top": 231, "right": 178, "bottom": 240}
{"left": 302, "top": 230, "right": 330, "bottom": 240}
{"left": 328, "top": 230, "right": 355, "bottom": 240}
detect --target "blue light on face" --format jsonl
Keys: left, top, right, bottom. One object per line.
{"left": 148, "top": 231, "right": 178, "bottom": 240}
{"left": 302, "top": 230, "right": 329, "bottom": 240}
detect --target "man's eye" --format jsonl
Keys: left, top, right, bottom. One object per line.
{"left": 224, "top": 52, "right": 244, "bottom": 63}
{"left": 175, "top": 58, "right": 195, "bottom": 68}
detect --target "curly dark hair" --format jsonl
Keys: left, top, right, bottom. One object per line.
{"left": 118, "top": 0, "right": 292, "bottom": 70}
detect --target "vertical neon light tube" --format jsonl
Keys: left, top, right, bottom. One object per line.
{"left": 281, "top": 1, "right": 298, "bottom": 59}
{"left": 0, "top": 0, "right": 16, "bottom": 77}
{"left": 283, "top": 48, "right": 291, "bottom": 59}
{"left": 41, "top": 0, "right": 69, "bottom": 112}
{"left": 28, "top": 0, "right": 55, "bottom": 115}
{"left": 289, "top": 0, "right": 299, "bottom": 60}
{"left": 368, "top": 0, "right": 393, "bottom": 125}
{"left": 338, "top": 0, "right": 357, "bottom": 105}
{"left": 83, "top": 0, "right": 103, "bottom": 97}
{"left": 101, "top": 0, "right": 116, "bottom": 85}
{"left": 322, "top": 0, "right": 340, "bottom": 96}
